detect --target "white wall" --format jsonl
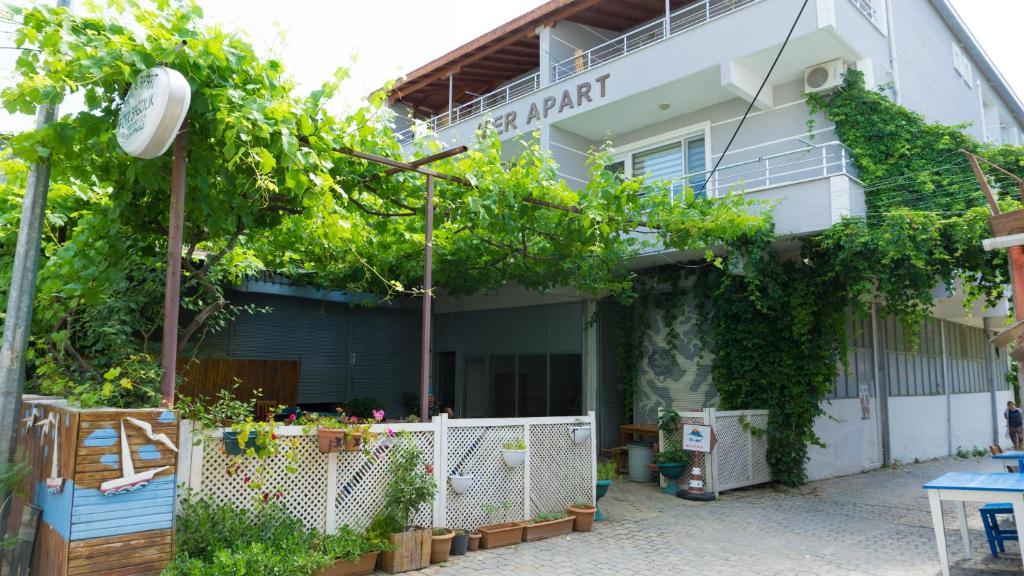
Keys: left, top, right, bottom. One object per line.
{"left": 806, "top": 397, "right": 882, "bottom": 481}
{"left": 888, "top": 395, "right": 949, "bottom": 463}
{"left": 949, "top": 391, "right": 997, "bottom": 452}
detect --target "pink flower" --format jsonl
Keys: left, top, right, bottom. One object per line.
{"left": 386, "top": 427, "right": 395, "bottom": 437}
{"left": 373, "top": 409, "right": 385, "bottom": 422}
{"left": 287, "top": 413, "right": 297, "bottom": 423}
{"left": 425, "top": 464, "right": 434, "bottom": 475}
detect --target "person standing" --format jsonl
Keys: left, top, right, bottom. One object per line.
{"left": 1006, "top": 401, "right": 1024, "bottom": 451}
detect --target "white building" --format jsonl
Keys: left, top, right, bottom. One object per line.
{"left": 382, "top": 0, "right": 1022, "bottom": 481}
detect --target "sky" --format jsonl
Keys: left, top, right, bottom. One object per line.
{"left": 1, "top": 0, "right": 1023, "bottom": 132}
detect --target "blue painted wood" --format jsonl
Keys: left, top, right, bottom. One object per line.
{"left": 71, "top": 520, "right": 174, "bottom": 541}
{"left": 72, "top": 503, "right": 172, "bottom": 522}
{"left": 69, "top": 476, "right": 176, "bottom": 541}
{"left": 72, "top": 497, "right": 174, "bottom": 516}
{"left": 923, "top": 472, "right": 1024, "bottom": 492}
{"left": 992, "top": 451, "right": 1024, "bottom": 460}
{"left": 33, "top": 480, "right": 74, "bottom": 541}
{"left": 82, "top": 428, "right": 118, "bottom": 447}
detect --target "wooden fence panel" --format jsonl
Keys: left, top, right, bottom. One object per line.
{"left": 176, "top": 358, "right": 300, "bottom": 407}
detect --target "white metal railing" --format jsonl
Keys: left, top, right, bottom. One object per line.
{"left": 847, "top": 0, "right": 876, "bottom": 22}
{"left": 396, "top": 73, "right": 540, "bottom": 144}
{"left": 551, "top": 0, "right": 761, "bottom": 83}
{"left": 665, "top": 140, "right": 856, "bottom": 202}
{"left": 397, "top": 0, "right": 763, "bottom": 145}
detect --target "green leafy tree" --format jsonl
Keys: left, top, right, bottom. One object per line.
{"left": 1, "top": 0, "right": 772, "bottom": 409}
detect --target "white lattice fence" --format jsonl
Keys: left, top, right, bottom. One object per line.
{"left": 334, "top": 426, "right": 435, "bottom": 531}
{"left": 528, "top": 422, "right": 593, "bottom": 518}
{"left": 196, "top": 430, "right": 328, "bottom": 529}
{"left": 180, "top": 414, "right": 596, "bottom": 533}
{"left": 712, "top": 410, "right": 770, "bottom": 493}
{"left": 445, "top": 423, "right": 525, "bottom": 531}
{"left": 658, "top": 408, "right": 770, "bottom": 495}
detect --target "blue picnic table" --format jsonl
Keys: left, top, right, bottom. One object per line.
{"left": 923, "top": 472, "right": 1024, "bottom": 576}
{"left": 992, "top": 450, "right": 1024, "bottom": 472}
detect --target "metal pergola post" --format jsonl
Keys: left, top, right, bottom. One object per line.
{"left": 335, "top": 146, "right": 467, "bottom": 422}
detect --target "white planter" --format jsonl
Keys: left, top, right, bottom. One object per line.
{"left": 570, "top": 426, "right": 591, "bottom": 445}
{"left": 501, "top": 448, "right": 527, "bottom": 468}
{"left": 449, "top": 474, "right": 474, "bottom": 494}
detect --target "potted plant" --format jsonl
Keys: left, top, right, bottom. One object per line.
{"left": 175, "top": 383, "right": 259, "bottom": 454}
{"left": 450, "top": 529, "right": 469, "bottom": 556}
{"left": 566, "top": 502, "right": 596, "bottom": 532}
{"left": 595, "top": 459, "right": 616, "bottom": 521}
{"left": 501, "top": 439, "right": 527, "bottom": 468}
{"left": 478, "top": 500, "right": 523, "bottom": 549}
{"left": 448, "top": 467, "right": 474, "bottom": 494}
{"left": 313, "top": 413, "right": 346, "bottom": 453}
{"left": 569, "top": 417, "right": 591, "bottom": 444}
{"left": 654, "top": 439, "right": 691, "bottom": 495}
{"left": 429, "top": 528, "right": 455, "bottom": 564}
{"left": 467, "top": 531, "right": 481, "bottom": 551}
{"left": 342, "top": 409, "right": 385, "bottom": 454}
{"left": 314, "top": 525, "right": 390, "bottom": 576}
{"left": 372, "top": 433, "right": 436, "bottom": 574}
{"left": 522, "top": 512, "right": 574, "bottom": 542}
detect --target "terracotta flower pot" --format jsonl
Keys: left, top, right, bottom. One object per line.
{"left": 317, "top": 428, "right": 345, "bottom": 453}
{"left": 522, "top": 515, "right": 574, "bottom": 542}
{"left": 315, "top": 551, "right": 379, "bottom": 576}
{"left": 429, "top": 528, "right": 455, "bottom": 563}
{"left": 467, "top": 532, "right": 481, "bottom": 551}
{"left": 567, "top": 505, "right": 596, "bottom": 532}
{"left": 478, "top": 522, "right": 524, "bottom": 549}
{"left": 343, "top": 432, "right": 363, "bottom": 452}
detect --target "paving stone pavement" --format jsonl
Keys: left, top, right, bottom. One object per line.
{"left": 394, "top": 457, "right": 1023, "bottom": 576}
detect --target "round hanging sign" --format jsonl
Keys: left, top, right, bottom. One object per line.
{"left": 116, "top": 66, "right": 191, "bottom": 159}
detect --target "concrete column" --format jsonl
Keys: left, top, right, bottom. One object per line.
{"left": 537, "top": 25, "right": 552, "bottom": 87}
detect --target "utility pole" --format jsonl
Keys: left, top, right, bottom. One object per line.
{"left": 965, "top": 150, "right": 1024, "bottom": 444}
{"left": 0, "top": 0, "right": 71, "bottom": 467}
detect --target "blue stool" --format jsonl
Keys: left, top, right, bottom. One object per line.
{"left": 981, "top": 503, "right": 1018, "bottom": 558}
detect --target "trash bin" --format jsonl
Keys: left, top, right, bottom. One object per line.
{"left": 627, "top": 443, "right": 654, "bottom": 482}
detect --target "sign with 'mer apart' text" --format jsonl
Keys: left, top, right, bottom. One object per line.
{"left": 478, "top": 73, "right": 611, "bottom": 136}
{"left": 116, "top": 66, "right": 191, "bottom": 159}
{"left": 682, "top": 423, "right": 714, "bottom": 453}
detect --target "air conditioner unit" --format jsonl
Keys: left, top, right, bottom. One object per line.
{"left": 804, "top": 59, "right": 847, "bottom": 94}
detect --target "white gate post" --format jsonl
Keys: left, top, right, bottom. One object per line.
{"left": 705, "top": 408, "right": 719, "bottom": 497}
{"left": 523, "top": 423, "right": 531, "bottom": 520}
{"left": 589, "top": 410, "right": 597, "bottom": 505}
{"left": 325, "top": 451, "right": 338, "bottom": 532}
{"left": 433, "top": 414, "right": 448, "bottom": 527}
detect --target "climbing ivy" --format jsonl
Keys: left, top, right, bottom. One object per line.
{"left": 615, "top": 69, "right": 1024, "bottom": 486}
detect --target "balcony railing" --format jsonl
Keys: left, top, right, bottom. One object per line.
{"left": 397, "top": 0, "right": 763, "bottom": 145}
{"left": 666, "top": 141, "right": 856, "bottom": 202}
{"left": 551, "top": 0, "right": 761, "bottom": 82}
{"left": 847, "top": 0, "right": 877, "bottom": 22}
{"left": 396, "top": 73, "right": 540, "bottom": 144}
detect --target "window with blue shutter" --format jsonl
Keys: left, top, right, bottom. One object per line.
{"left": 633, "top": 142, "right": 683, "bottom": 200}
{"left": 686, "top": 136, "right": 706, "bottom": 197}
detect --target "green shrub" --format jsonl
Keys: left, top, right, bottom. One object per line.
{"left": 597, "top": 459, "right": 617, "bottom": 481}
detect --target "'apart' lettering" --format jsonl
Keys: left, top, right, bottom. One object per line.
{"left": 475, "top": 73, "right": 612, "bottom": 135}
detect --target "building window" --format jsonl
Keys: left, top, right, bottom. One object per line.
{"left": 616, "top": 133, "right": 707, "bottom": 200}
{"left": 952, "top": 43, "right": 972, "bottom": 87}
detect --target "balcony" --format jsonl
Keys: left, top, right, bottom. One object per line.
{"left": 551, "top": 0, "right": 761, "bottom": 83}
{"left": 396, "top": 73, "right": 540, "bottom": 145}
{"left": 676, "top": 140, "right": 857, "bottom": 201}
{"left": 396, "top": 0, "right": 766, "bottom": 145}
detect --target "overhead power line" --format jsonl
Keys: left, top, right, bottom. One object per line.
{"left": 698, "top": 0, "right": 809, "bottom": 195}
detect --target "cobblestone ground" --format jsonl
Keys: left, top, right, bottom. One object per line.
{"left": 399, "top": 457, "right": 1022, "bottom": 576}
